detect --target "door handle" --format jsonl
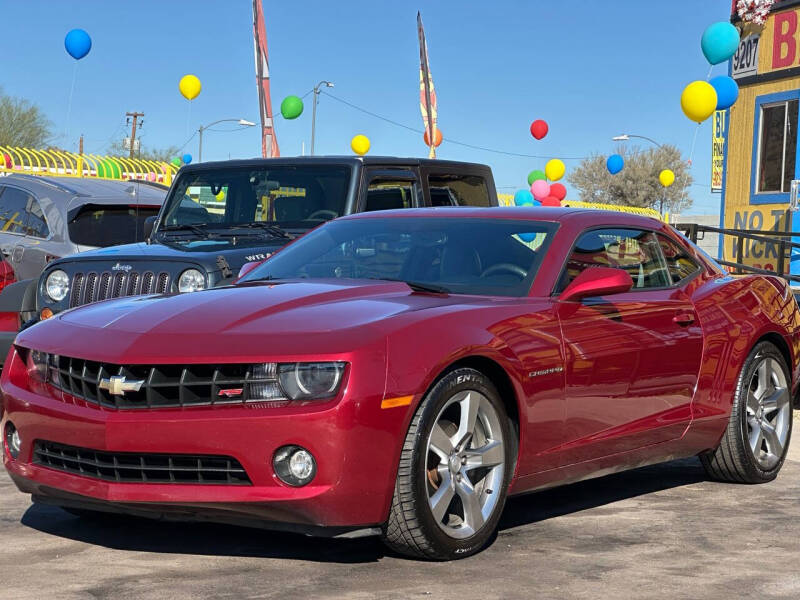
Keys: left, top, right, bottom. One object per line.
{"left": 673, "top": 312, "right": 695, "bottom": 326}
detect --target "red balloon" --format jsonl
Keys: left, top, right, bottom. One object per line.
{"left": 2, "top": 154, "right": 11, "bottom": 169}
{"left": 550, "top": 183, "right": 567, "bottom": 201}
{"left": 541, "top": 196, "right": 561, "bottom": 207}
{"left": 530, "top": 119, "right": 549, "bottom": 140}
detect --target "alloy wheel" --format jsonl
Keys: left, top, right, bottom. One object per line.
{"left": 745, "top": 356, "right": 792, "bottom": 470}
{"left": 425, "top": 390, "right": 505, "bottom": 539}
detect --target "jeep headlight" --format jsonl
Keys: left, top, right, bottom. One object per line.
{"left": 44, "top": 270, "right": 69, "bottom": 302}
{"left": 178, "top": 268, "right": 206, "bottom": 293}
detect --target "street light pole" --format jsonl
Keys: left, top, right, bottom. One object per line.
{"left": 197, "top": 118, "right": 256, "bottom": 162}
{"left": 310, "top": 81, "right": 334, "bottom": 156}
{"left": 611, "top": 133, "right": 663, "bottom": 148}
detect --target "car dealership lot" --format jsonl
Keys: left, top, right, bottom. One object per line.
{"left": 2, "top": 429, "right": 800, "bottom": 600}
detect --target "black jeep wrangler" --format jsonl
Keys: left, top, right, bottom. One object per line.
{"left": 0, "top": 156, "right": 498, "bottom": 361}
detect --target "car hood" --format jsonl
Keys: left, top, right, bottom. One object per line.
{"left": 17, "top": 280, "right": 480, "bottom": 363}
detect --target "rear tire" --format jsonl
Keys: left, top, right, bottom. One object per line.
{"left": 381, "top": 368, "right": 512, "bottom": 560}
{"left": 701, "top": 341, "right": 793, "bottom": 483}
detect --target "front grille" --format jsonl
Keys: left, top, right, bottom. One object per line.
{"left": 50, "top": 355, "right": 283, "bottom": 410}
{"left": 33, "top": 440, "right": 251, "bottom": 485}
{"left": 68, "top": 269, "right": 171, "bottom": 308}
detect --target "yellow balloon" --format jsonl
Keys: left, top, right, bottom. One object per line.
{"left": 351, "top": 134, "right": 370, "bottom": 156}
{"left": 545, "top": 158, "right": 566, "bottom": 182}
{"left": 680, "top": 80, "right": 717, "bottom": 123}
{"left": 659, "top": 169, "right": 675, "bottom": 187}
{"left": 179, "top": 74, "right": 202, "bottom": 101}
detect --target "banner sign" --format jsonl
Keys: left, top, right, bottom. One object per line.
{"left": 712, "top": 110, "right": 727, "bottom": 192}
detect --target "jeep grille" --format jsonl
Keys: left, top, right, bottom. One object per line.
{"left": 69, "top": 270, "right": 170, "bottom": 308}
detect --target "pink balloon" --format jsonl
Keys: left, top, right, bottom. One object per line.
{"left": 147, "top": 172, "right": 156, "bottom": 181}
{"left": 531, "top": 179, "right": 550, "bottom": 200}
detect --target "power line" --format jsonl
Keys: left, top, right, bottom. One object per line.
{"left": 320, "top": 91, "right": 591, "bottom": 160}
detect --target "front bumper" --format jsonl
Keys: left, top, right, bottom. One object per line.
{"left": 2, "top": 353, "right": 406, "bottom": 533}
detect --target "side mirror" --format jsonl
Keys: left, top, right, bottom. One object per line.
{"left": 558, "top": 267, "right": 633, "bottom": 302}
{"left": 143, "top": 215, "right": 157, "bottom": 241}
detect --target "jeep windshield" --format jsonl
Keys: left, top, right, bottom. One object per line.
{"left": 157, "top": 165, "right": 352, "bottom": 242}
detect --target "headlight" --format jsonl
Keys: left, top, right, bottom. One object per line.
{"left": 44, "top": 270, "right": 69, "bottom": 302}
{"left": 277, "top": 362, "right": 345, "bottom": 400}
{"left": 244, "top": 361, "right": 346, "bottom": 402}
{"left": 178, "top": 268, "right": 206, "bottom": 293}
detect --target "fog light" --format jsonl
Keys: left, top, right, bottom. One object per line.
{"left": 4, "top": 422, "right": 20, "bottom": 459}
{"left": 40, "top": 308, "right": 53, "bottom": 320}
{"left": 273, "top": 445, "right": 316, "bottom": 487}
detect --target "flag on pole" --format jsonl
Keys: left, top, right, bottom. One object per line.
{"left": 253, "top": 0, "right": 279, "bottom": 158}
{"left": 417, "top": 12, "right": 438, "bottom": 159}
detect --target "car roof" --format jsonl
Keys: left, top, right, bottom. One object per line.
{"left": 1, "top": 174, "right": 167, "bottom": 203}
{"left": 337, "top": 206, "right": 666, "bottom": 229}
{"left": 179, "top": 155, "right": 492, "bottom": 172}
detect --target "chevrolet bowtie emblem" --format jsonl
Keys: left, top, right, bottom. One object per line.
{"left": 99, "top": 375, "right": 144, "bottom": 396}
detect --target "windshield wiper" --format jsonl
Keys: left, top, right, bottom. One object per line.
{"left": 227, "top": 222, "right": 295, "bottom": 240}
{"left": 367, "top": 277, "right": 450, "bottom": 294}
{"left": 158, "top": 224, "right": 216, "bottom": 239}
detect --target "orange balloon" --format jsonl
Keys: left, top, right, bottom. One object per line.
{"left": 423, "top": 128, "right": 443, "bottom": 147}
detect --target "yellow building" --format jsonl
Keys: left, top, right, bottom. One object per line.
{"left": 721, "top": 0, "right": 800, "bottom": 273}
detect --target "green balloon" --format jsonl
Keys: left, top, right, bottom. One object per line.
{"left": 280, "top": 95, "right": 304, "bottom": 120}
{"left": 527, "top": 170, "right": 546, "bottom": 185}
{"left": 171, "top": 157, "right": 182, "bottom": 167}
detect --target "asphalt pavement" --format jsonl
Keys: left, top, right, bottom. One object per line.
{"left": 2, "top": 420, "right": 800, "bottom": 600}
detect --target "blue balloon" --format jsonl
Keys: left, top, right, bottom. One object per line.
{"left": 64, "top": 29, "right": 92, "bottom": 60}
{"left": 182, "top": 153, "right": 192, "bottom": 164}
{"left": 518, "top": 232, "right": 537, "bottom": 243}
{"left": 607, "top": 154, "right": 624, "bottom": 175}
{"left": 701, "top": 22, "right": 739, "bottom": 65}
{"left": 709, "top": 75, "right": 739, "bottom": 110}
{"left": 514, "top": 189, "right": 534, "bottom": 206}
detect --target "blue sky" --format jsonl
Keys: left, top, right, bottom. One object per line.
{"left": 0, "top": 0, "right": 733, "bottom": 214}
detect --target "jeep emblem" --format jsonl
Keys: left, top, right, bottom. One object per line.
{"left": 111, "top": 263, "right": 133, "bottom": 272}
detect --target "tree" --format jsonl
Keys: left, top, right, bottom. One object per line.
{"left": 0, "top": 87, "right": 52, "bottom": 148}
{"left": 107, "top": 139, "right": 180, "bottom": 162}
{"left": 567, "top": 144, "right": 693, "bottom": 213}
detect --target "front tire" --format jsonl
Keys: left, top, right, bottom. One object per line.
{"left": 381, "top": 368, "right": 512, "bottom": 560}
{"left": 701, "top": 341, "right": 793, "bottom": 483}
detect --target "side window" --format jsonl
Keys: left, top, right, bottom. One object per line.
{"left": 0, "top": 187, "right": 30, "bottom": 234}
{"left": 560, "top": 228, "right": 671, "bottom": 291}
{"left": 25, "top": 196, "right": 49, "bottom": 238}
{"left": 365, "top": 178, "right": 417, "bottom": 212}
{"left": 657, "top": 234, "right": 701, "bottom": 284}
{"left": 427, "top": 174, "right": 489, "bottom": 207}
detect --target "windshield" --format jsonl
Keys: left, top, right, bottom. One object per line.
{"left": 68, "top": 205, "right": 161, "bottom": 247}
{"left": 240, "top": 217, "right": 556, "bottom": 296}
{"left": 157, "top": 165, "right": 352, "bottom": 235}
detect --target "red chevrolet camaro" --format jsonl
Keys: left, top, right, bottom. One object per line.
{"left": 2, "top": 207, "right": 798, "bottom": 560}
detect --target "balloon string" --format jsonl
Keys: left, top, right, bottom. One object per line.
{"left": 65, "top": 62, "right": 78, "bottom": 143}
{"left": 186, "top": 102, "right": 192, "bottom": 137}
{"left": 689, "top": 123, "right": 701, "bottom": 165}
{"left": 706, "top": 64, "right": 713, "bottom": 80}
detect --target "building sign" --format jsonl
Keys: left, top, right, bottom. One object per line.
{"left": 770, "top": 8, "right": 800, "bottom": 70}
{"left": 732, "top": 34, "right": 760, "bottom": 78}
{"left": 711, "top": 110, "right": 727, "bottom": 192}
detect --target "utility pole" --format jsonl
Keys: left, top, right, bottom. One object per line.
{"left": 126, "top": 111, "right": 144, "bottom": 158}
